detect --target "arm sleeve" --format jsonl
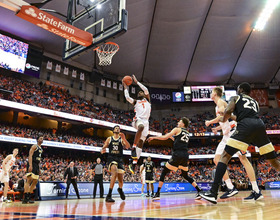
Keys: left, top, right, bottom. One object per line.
{"left": 137, "top": 82, "right": 149, "bottom": 95}
{"left": 124, "top": 89, "right": 134, "bottom": 104}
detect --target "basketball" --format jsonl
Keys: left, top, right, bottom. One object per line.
{"left": 123, "top": 76, "right": 133, "bottom": 86}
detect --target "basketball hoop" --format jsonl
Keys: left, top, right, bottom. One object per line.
{"left": 94, "top": 42, "right": 119, "bottom": 66}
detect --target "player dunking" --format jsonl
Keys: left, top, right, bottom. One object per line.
{"left": 22, "top": 136, "right": 43, "bottom": 204}
{"left": 148, "top": 117, "right": 202, "bottom": 200}
{"left": 201, "top": 83, "right": 280, "bottom": 204}
{"left": 205, "top": 86, "right": 262, "bottom": 200}
{"left": 123, "top": 75, "right": 151, "bottom": 174}
{"left": 0, "top": 148, "right": 18, "bottom": 203}
{"left": 101, "top": 125, "right": 130, "bottom": 202}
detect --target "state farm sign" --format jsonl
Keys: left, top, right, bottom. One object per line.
{"left": 16, "top": 6, "right": 92, "bottom": 47}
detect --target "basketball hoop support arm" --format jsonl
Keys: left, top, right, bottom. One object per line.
{"left": 0, "top": 0, "right": 29, "bottom": 12}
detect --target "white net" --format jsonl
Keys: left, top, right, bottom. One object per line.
{"left": 94, "top": 42, "right": 119, "bottom": 66}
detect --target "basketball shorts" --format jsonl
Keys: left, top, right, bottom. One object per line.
{"left": 166, "top": 151, "right": 189, "bottom": 172}
{"left": 216, "top": 129, "right": 244, "bottom": 157}
{"left": 107, "top": 156, "right": 125, "bottom": 174}
{"left": 0, "top": 169, "right": 9, "bottom": 183}
{"left": 225, "top": 118, "right": 276, "bottom": 159}
{"left": 132, "top": 118, "right": 149, "bottom": 141}
{"left": 26, "top": 162, "right": 40, "bottom": 180}
{"left": 145, "top": 172, "right": 155, "bottom": 183}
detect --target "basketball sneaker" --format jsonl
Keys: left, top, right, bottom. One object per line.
{"left": 131, "top": 148, "right": 137, "bottom": 160}
{"left": 200, "top": 191, "right": 217, "bottom": 204}
{"left": 254, "top": 191, "right": 264, "bottom": 201}
{"left": 117, "top": 188, "right": 126, "bottom": 200}
{"left": 220, "top": 187, "right": 238, "bottom": 199}
{"left": 3, "top": 198, "right": 12, "bottom": 203}
{"left": 105, "top": 196, "right": 115, "bottom": 203}
{"left": 146, "top": 193, "right": 150, "bottom": 197}
{"left": 128, "top": 159, "right": 137, "bottom": 174}
{"left": 195, "top": 192, "right": 202, "bottom": 200}
{"left": 152, "top": 192, "right": 160, "bottom": 200}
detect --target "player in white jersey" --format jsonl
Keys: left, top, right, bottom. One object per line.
{"left": 139, "top": 159, "right": 146, "bottom": 197}
{"left": 0, "top": 148, "right": 18, "bottom": 202}
{"left": 123, "top": 75, "right": 151, "bottom": 174}
{"left": 205, "top": 87, "right": 262, "bottom": 200}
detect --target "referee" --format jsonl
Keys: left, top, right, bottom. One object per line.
{"left": 92, "top": 158, "right": 104, "bottom": 198}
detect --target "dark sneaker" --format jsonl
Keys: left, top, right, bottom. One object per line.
{"left": 254, "top": 191, "right": 264, "bottom": 201}
{"left": 152, "top": 192, "right": 160, "bottom": 200}
{"left": 28, "top": 199, "right": 35, "bottom": 204}
{"left": 200, "top": 191, "right": 217, "bottom": 204}
{"left": 146, "top": 194, "right": 150, "bottom": 197}
{"left": 131, "top": 148, "right": 137, "bottom": 159}
{"left": 105, "top": 196, "right": 115, "bottom": 203}
{"left": 151, "top": 192, "right": 154, "bottom": 197}
{"left": 117, "top": 188, "right": 126, "bottom": 200}
{"left": 195, "top": 192, "right": 202, "bottom": 200}
{"left": 22, "top": 198, "right": 29, "bottom": 204}
{"left": 129, "top": 163, "right": 136, "bottom": 174}
{"left": 243, "top": 191, "right": 255, "bottom": 201}
{"left": 220, "top": 187, "right": 238, "bottom": 199}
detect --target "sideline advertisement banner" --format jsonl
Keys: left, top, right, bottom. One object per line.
{"left": 39, "top": 182, "right": 212, "bottom": 200}
{"left": 265, "top": 181, "right": 280, "bottom": 190}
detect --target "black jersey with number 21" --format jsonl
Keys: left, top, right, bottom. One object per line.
{"left": 233, "top": 94, "right": 259, "bottom": 122}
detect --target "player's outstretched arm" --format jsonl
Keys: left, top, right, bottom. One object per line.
{"left": 123, "top": 81, "right": 135, "bottom": 105}
{"left": 220, "top": 96, "right": 237, "bottom": 123}
{"left": 132, "top": 75, "right": 150, "bottom": 102}
{"left": 101, "top": 137, "right": 111, "bottom": 154}
{"left": 2, "top": 155, "right": 12, "bottom": 174}
{"left": 147, "top": 128, "right": 180, "bottom": 142}
{"left": 205, "top": 99, "right": 225, "bottom": 126}
{"left": 120, "top": 132, "right": 130, "bottom": 149}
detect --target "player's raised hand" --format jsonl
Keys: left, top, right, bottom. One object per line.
{"left": 205, "top": 120, "right": 211, "bottom": 127}
{"left": 122, "top": 80, "right": 129, "bottom": 89}
{"left": 132, "top": 74, "right": 138, "bottom": 83}
{"left": 119, "top": 132, "right": 126, "bottom": 140}
{"left": 212, "top": 127, "right": 218, "bottom": 134}
{"left": 101, "top": 148, "right": 106, "bottom": 154}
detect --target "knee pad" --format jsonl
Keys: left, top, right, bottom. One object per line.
{"left": 160, "top": 167, "right": 170, "bottom": 182}
{"left": 181, "top": 171, "right": 194, "bottom": 184}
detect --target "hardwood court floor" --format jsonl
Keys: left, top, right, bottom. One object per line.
{"left": 0, "top": 190, "right": 279, "bottom": 220}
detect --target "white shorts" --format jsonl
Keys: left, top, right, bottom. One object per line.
{"left": 141, "top": 175, "right": 146, "bottom": 185}
{"left": 0, "top": 169, "right": 9, "bottom": 183}
{"left": 215, "top": 130, "right": 241, "bottom": 157}
{"left": 132, "top": 118, "right": 149, "bottom": 141}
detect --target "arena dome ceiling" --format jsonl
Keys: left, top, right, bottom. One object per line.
{"left": 0, "top": 0, "right": 280, "bottom": 87}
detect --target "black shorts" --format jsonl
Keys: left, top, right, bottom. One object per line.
{"left": 26, "top": 162, "right": 40, "bottom": 179}
{"left": 168, "top": 151, "right": 189, "bottom": 170}
{"left": 145, "top": 172, "right": 155, "bottom": 183}
{"left": 107, "top": 156, "right": 125, "bottom": 173}
{"left": 226, "top": 118, "right": 276, "bottom": 159}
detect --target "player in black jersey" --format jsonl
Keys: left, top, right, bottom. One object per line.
{"left": 22, "top": 136, "right": 43, "bottom": 204}
{"left": 148, "top": 117, "right": 202, "bottom": 200}
{"left": 144, "top": 156, "right": 156, "bottom": 197}
{"left": 201, "top": 83, "right": 280, "bottom": 204}
{"left": 101, "top": 125, "right": 130, "bottom": 202}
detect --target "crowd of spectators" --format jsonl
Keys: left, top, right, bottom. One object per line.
{"left": 0, "top": 122, "right": 218, "bottom": 156}
{"left": 0, "top": 34, "right": 28, "bottom": 58}
{"left": 1, "top": 74, "right": 280, "bottom": 133}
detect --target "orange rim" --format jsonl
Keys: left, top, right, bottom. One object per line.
{"left": 94, "top": 42, "right": 119, "bottom": 53}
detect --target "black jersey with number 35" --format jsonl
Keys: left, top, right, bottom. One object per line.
{"left": 233, "top": 94, "right": 259, "bottom": 122}
{"left": 173, "top": 128, "right": 189, "bottom": 152}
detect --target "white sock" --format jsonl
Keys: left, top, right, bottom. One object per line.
{"left": 136, "top": 147, "right": 142, "bottom": 159}
{"left": 251, "top": 181, "right": 260, "bottom": 193}
{"left": 225, "top": 179, "right": 234, "bottom": 190}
